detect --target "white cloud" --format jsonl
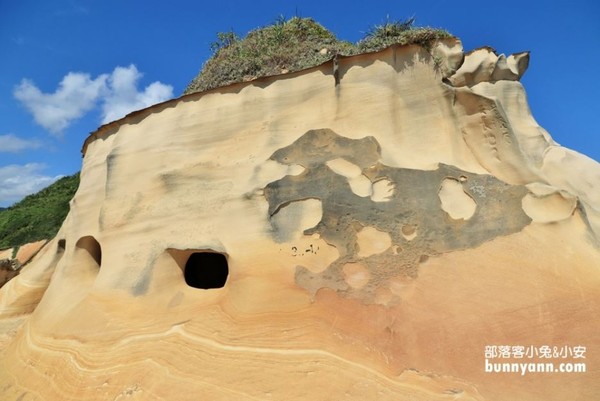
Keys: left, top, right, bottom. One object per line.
{"left": 0, "top": 163, "right": 62, "bottom": 207}
{"left": 14, "top": 72, "right": 108, "bottom": 135}
{"left": 101, "top": 65, "right": 173, "bottom": 124}
{"left": 14, "top": 65, "right": 173, "bottom": 134}
{"left": 0, "top": 134, "right": 42, "bottom": 152}
{"left": 14, "top": 64, "right": 173, "bottom": 135}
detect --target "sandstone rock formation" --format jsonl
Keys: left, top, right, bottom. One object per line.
{"left": 0, "top": 39, "right": 599, "bottom": 400}
{"left": 0, "top": 240, "right": 47, "bottom": 289}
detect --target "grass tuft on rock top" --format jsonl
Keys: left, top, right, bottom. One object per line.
{"left": 357, "top": 17, "right": 453, "bottom": 53}
{"left": 184, "top": 17, "right": 356, "bottom": 94}
{"left": 0, "top": 173, "right": 79, "bottom": 249}
{"left": 184, "top": 16, "right": 452, "bottom": 94}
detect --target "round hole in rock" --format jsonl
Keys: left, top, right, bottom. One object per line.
{"left": 75, "top": 236, "right": 102, "bottom": 267}
{"left": 184, "top": 252, "right": 228, "bottom": 289}
{"left": 57, "top": 239, "right": 66, "bottom": 252}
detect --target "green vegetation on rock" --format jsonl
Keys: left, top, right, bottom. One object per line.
{"left": 357, "top": 17, "right": 452, "bottom": 53}
{"left": 184, "top": 16, "right": 452, "bottom": 94}
{"left": 0, "top": 173, "right": 79, "bottom": 248}
{"left": 184, "top": 17, "right": 355, "bottom": 94}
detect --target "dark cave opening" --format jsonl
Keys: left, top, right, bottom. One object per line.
{"left": 184, "top": 252, "right": 228, "bottom": 289}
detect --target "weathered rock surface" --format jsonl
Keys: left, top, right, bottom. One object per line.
{"left": 0, "top": 240, "right": 47, "bottom": 289}
{"left": 0, "top": 39, "right": 599, "bottom": 400}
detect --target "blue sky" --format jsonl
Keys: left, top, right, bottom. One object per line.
{"left": 0, "top": 0, "right": 598, "bottom": 207}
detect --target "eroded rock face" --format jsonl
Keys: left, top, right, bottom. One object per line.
{"left": 265, "top": 128, "right": 531, "bottom": 303}
{"left": 0, "top": 41, "right": 599, "bottom": 401}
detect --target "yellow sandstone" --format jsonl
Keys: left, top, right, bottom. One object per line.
{"left": 0, "top": 40, "right": 598, "bottom": 400}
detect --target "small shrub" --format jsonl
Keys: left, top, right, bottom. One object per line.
{"left": 357, "top": 17, "right": 452, "bottom": 52}
{"left": 210, "top": 30, "right": 239, "bottom": 53}
{"left": 11, "top": 246, "right": 19, "bottom": 259}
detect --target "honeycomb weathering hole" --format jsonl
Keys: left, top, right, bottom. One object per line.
{"left": 184, "top": 252, "right": 229, "bottom": 289}
{"left": 438, "top": 178, "right": 477, "bottom": 220}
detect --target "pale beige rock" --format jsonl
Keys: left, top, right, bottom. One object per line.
{"left": 0, "top": 249, "right": 12, "bottom": 260}
{"left": 448, "top": 47, "right": 529, "bottom": 87}
{"left": 325, "top": 157, "right": 373, "bottom": 198}
{"left": 342, "top": 262, "right": 370, "bottom": 289}
{"left": 438, "top": 178, "right": 477, "bottom": 220}
{"left": 270, "top": 198, "right": 323, "bottom": 239}
{"left": 431, "top": 38, "right": 464, "bottom": 77}
{"left": 371, "top": 178, "right": 395, "bottom": 202}
{"left": 0, "top": 237, "right": 62, "bottom": 317}
{"left": 15, "top": 239, "right": 48, "bottom": 265}
{"left": 356, "top": 226, "right": 392, "bottom": 258}
{"left": 0, "top": 240, "right": 50, "bottom": 293}
{"left": 541, "top": 146, "right": 600, "bottom": 236}
{"left": 0, "top": 42, "right": 599, "bottom": 401}
{"left": 522, "top": 184, "right": 577, "bottom": 223}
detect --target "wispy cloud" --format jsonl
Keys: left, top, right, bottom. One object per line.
{"left": 12, "top": 36, "right": 25, "bottom": 46}
{"left": 14, "top": 72, "right": 107, "bottom": 135}
{"left": 0, "top": 163, "right": 62, "bottom": 207}
{"left": 0, "top": 134, "right": 42, "bottom": 152}
{"left": 14, "top": 65, "right": 173, "bottom": 135}
{"left": 53, "top": 1, "right": 90, "bottom": 17}
{"left": 101, "top": 65, "right": 173, "bottom": 124}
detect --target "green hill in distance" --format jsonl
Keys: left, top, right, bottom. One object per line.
{"left": 0, "top": 173, "right": 79, "bottom": 249}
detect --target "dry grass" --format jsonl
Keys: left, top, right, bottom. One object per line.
{"left": 184, "top": 17, "right": 452, "bottom": 95}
